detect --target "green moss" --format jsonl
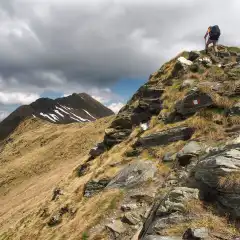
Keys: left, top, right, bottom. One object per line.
{"left": 125, "top": 148, "right": 140, "bottom": 157}
{"left": 181, "top": 51, "right": 189, "bottom": 59}
{"left": 227, "top": 46, "right": 240, "bottom": 53}
{"left": 198, "top": 68, "right": 205, "bottom": 74}
{"left": 172, "top": 80, "right": 182, "bottom": 90}
{"left": 211, "top": 108, "right": 225, "bottom": 115}
{"left": 205, "top": 66, "right": 226, "bottom": 81}
{"left": 190, "top": 63, "right": 199, "bottom": 73}
{"left": 82, "top": 232, "right": 89, "bottom": 240}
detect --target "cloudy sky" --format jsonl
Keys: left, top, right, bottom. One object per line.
{"left": 0, "top": 0, "right": 239, "bottom": 120}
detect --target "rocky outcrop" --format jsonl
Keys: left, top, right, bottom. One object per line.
{"left": 139, "top": 187, "right": 200, "bottom": 239}
{"left": 175, "top": 90, "right": 213, "bottom": 116}
{"left": 89, "top": 142, "right": 105, "bottom": 159}
{"left": 134, "top": 127, "right": 194, "bottom": 148}
{"left": 228, "top": 102, "right": 240, "bottom": 116}
{"left": 195, "top": 142, "right": 240, "bottom": 217}
{"left": 183, "top": 227, "right": 209, "bottom": 239}
{"left": 188, "top": 51, "right": 200, "bottom": 62}
{"left": 107, "top": 160, "right": 157, "bottom": 189}
{"left": 177, "top": 141, "right": 204, "bottom": 166}
{"left": 84, "top": 178, "right": 110, "bottom": 197}
{"left": 102, "top": 86, "right": 164, "bottom": 148}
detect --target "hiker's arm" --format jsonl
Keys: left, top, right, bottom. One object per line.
{"left": 204, "top": 31, "right": 208, "bottom": 39}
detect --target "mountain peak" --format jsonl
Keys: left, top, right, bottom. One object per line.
{"left": 0, "top": 93, "right": 114, "bottom": 141}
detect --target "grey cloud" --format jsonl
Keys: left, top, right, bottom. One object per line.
{"left": 0, "top": 0, "right": 239, "bottom": 94}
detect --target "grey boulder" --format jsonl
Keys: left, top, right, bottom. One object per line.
{"left": 157, "top": 187, "right": 199, "bottom": 216}
{"left": 195, "top": 145, "right": 240, "bottom": 217}
{"left": 107, "top": 160, "right": 157, "bottom": 188}
{"left": 177, "top": 141, "right": 203, "bottom": 166}
{"left": 175, "top": 90, "right": 213, "bottom": 115}
{"left": 135, "top": 126, "right": 195, "bottom": 148}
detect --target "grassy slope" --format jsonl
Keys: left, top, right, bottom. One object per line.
{"left": 0, "top": 116, "right": 114, "bottom": 237}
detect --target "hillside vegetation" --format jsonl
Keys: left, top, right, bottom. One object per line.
{"left": 0, "top": 45, "right": 240, "bottom": 240}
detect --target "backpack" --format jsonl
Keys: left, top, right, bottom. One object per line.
{"left": 209, "top": 25, "right": 221, "bottom": 40}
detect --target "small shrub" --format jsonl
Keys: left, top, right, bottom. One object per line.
{"left": 125, "top": 148, "right": 140, "bottom": 157}
{"left": 190, "top": 63, "right": 199, "bottom": 73}
{"left": 219, "top": 172, "right": 240, "bottom": 189}
{"left": 82, "top": 232, "right": 89, "bottom": 240}
{"left": 149, "top": 116, "right": 159, "bottom": 128}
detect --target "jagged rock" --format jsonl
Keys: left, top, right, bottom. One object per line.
{"left": 144, "top": 236, "right": 182, "bottom": 240}
{"left": 175, "top": 90, "right": 213, "bottom": 115}
{"left": 77, "top": 162, "right": 90, "bottom": 177}
{"left": 89, "top": 142, "right": 105, "bottom": 158}
{"left": 178, "top": 57, "right": 193, "bottom": 67}
{"left": 84, "top": 178, "right": 110, "bottom": 197}
{"left": 227, "top": 67, "right": 240, "bottom": 80}
{"left": 236, "top": 54, "right": 240, "bottom": 62}
{"left": 219, "top": 52, "right": 231, "bottom": 58}
{"left": 106, "top": 220, "right": 126, "bottom": 234}
{"left": 130, "top": 191, "right": 156, "bottom": 203}
{"left": 188, "top": 51, "right": 200, "bottom": 61}
{"left": 51, "top": 187, "right": 63, "bottom": 201}
{"left": 107, "top": 160, "right": 157, "bottom": 188}
{"left": 181, "top": 79, "right": 195, "bottom": 89}
{"left": 47, "top": 213, "right": 62, "bottom": 226}
{"left": 189, "top": 63, "right": 200, "bottom": 73}
{"left": 122, "top": 211, "right": 142, "bottom": 225}
{"left": 171, "top": 57, "right": 192, "bottom": 77}
{"left": 199, "top": 57, "right": 212, "bottom": 67}
{"left": 157, "top": 187, "right": 199, "bottom": 216}
{"left": 153, "top": 213, "right": 189, "bottom": 232}
{"left": 177, "top": 141, "right": 203, "bottom": 166}
{"left": 104, "top": 129, "right": 132, "bottom": 147}
{"left": 110, "top": 116, "right": 132, "bottom": 129}
{"left": 163, "top": 152, "right": 175, "bottom": 162}
{"left": 183, "top": 227, "right": 209, "bottom": 239}
{"left": 228, "top": 102, "right": 240, "bottom": 116}
{"left": 134, "top": 126, "right": 195, "bottom": 148}
{"left": 195, "top": 145, "right": 240, "bottom": 217}
{"left": 121, "top": 203, "right": 138, "bottom": 212}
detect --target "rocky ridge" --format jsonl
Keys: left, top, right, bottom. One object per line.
{"left": 0, "top": 92, "right": 113, "bottom": 141}
{"left": 84, "top": 45, "right": 240, "bottom": 239}
{"left": 1, "top": 45, "right": 240, "bottom": 240}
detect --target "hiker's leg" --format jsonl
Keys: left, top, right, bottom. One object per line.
{"left": 213, "top": 40, "right": 218, "bottom": 53}
{"left": 205, "top": 39, "right": 211, "bottom": 53}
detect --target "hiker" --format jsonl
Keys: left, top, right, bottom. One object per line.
{"left": 204, "top": 25, "right": 221, "bottom": 54}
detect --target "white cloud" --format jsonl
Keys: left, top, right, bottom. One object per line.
{"left": 107, "top": 102, "right": 125, "bottom": 113}
{"left": 0, "top": 92, "right": 39, "bottom": 104}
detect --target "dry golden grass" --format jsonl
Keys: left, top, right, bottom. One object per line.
{"left": 162, "top": 87, "right": 188, "bottom": 112}
{"left": 218, "top": 172, "right": 240, "bottom": 189}
{"left": 162, "top": 199, "right": 239, "bottom": 237}
{"left": 0, "top": 116, "right": 113, "bottom": 195}
{"left": 199, "top": 85, "right": 235, "bottom": 109}
{"left": 0, "top": 116, "right": 115, "bottom": 239}
{"left": 185, "top": 72, "right": 202, "bottom": 80}
{"left": 186, "top": 116, "right": 226, "bottom": 141}
{"left": 228, "top": 116, "right": 240, "bottom": 125}
{"left": 157, "top": 163, "right": 171, "bottom": 178}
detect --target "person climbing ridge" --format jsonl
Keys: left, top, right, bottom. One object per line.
{"left": 204, "top": 25, "right": 221, "bottom": 54}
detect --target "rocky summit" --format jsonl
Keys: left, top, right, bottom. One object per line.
{"left": 0, "top": 92, "right": 113, "bottom": 141}
{"left": 1, "top": 45, "right": 240, "bottom": 240}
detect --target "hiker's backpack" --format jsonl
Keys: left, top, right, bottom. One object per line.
{"left": 209, "top": 25, "right": 221, "bottom": 40}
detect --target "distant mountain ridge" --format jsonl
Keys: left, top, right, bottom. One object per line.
{"left": 0, "top": 93, "right": 114, "bottom": 141}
